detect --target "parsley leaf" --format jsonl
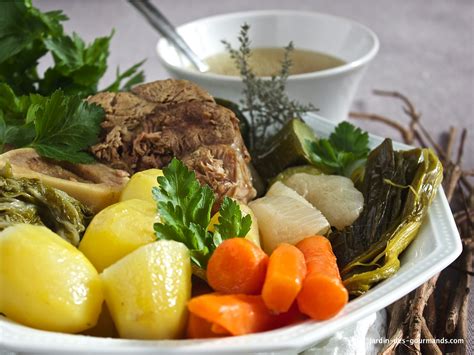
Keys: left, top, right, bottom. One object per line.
{"left": 153, "top": 158, "right": 215, "bottom": 267}
{"left": 214, "top": 197, "right": 252, "bottom": 242}
{"left": 0, "top": 84, "right": 104, "bottom": 163}
{"left": 29, "top": 91, "right": 104, "bottom": 163}
{"left": 0, "top": 0, "right": 66, "bottom": 95}
{"left": 330, "top": 121, "right": 370, "bottom": 155}
{"left": 0, "top": 83, "right": 33, "bottom": 124}
{"left": 153, "top": 158, "right": 252, "bottom": 269}
{"left": 104, "top": 60, "right": 147, "bottom": 92}
{"left": 0, "top": 0, "right": 145, "bottom": 96}
{"left": 307, "top": 122, "right": 370, "bottom": 175}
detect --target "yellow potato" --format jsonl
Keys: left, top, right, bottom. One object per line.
{"left": 239, "top": 203, "right": 261, "bottom": 247}
{"left": 208, "top": 202, "right": 261, "bottom": 247}
{"left": 0, "top": 224, "right": 103, "bottom": 333}
{"left": 79, "top": 199, "right": 158, "bottom": 273}
{"left": 120, "top": 169, "right": 163, "bottom": 204}
{"left": 101, "top": 240, "right": 191, "bottom": 339}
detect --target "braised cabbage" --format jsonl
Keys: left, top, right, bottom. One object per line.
{"left": 0, "top": 164, "right": 92, "bottom": 246}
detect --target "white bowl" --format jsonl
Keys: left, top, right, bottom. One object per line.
{"left": 157, "top": 10, "right": 379, "bottom": 122}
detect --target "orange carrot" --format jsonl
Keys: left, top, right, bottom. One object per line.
{"left": 271, "top": 301, "right": 307, "bottom": 328}
{"left": 296, "top": 236, "right": 348, "bottom": 320}
{"left": 207, "top": 238, "right": 268, "bottom": 294}
{"left": 186, "top": 313, "right": 226, "bottom": 339}
{"left": 187, "top": 293, "right": 274, "bottom": 335}
{"left": 262, "top": 243, "right": 307, "bottom": 313}
{"left": 188, "top": 293, "right": 304, "bottom": 338}
{"left": 211, "top": 323, "right": 231, "bottom": 335}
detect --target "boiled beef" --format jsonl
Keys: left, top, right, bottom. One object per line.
{"left": 89, "top": 79, "right": 256, "bottom": 204}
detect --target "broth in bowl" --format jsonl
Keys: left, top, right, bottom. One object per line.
{"left": 157, "top": 10, "right": 379, "bottom": 121}
{"left": 204, "top": 48, "right": 345, "bottom": 77}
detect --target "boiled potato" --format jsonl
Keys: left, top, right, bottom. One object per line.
{"left": 101, "top": 240, "right": 191, "bottom": 339}
{"left": 239, "top": 203, "right": 261, "bottom": 247}
{"left": 79, "top": 199, "right": 157, "bottom": 272}
{"left": 120, "top": 169, "right": 163, "bottom": 204}
{"left": 208, "top": 202, "right": 261, "bottom": 247}
{"left": 0, "top": 224, "right": 103, "bottom": 333}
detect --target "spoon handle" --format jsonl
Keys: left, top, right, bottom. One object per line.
{"left": 128, "top": 0, "right": 208, "bottom": 72}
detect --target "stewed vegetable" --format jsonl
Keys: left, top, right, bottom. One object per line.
{"left": 331, "top": 140, "right": 443, "bottom": 295}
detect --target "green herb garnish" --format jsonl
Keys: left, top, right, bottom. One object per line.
{"left": 153, "top": 158, "right": 252, "bottom": 268}
{"left": 0, "top": 83, "right": 104, "bottom": 163}
{"left": 0, "top": 0, "right": 144, "bottom": 96}
{"left": 307, "top": 121, "right": 370, "bottom": 175}
{"left": 222, "top": 24, "right": 315, "bottom": 155}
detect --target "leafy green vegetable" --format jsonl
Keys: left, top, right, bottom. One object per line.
{"left": 30, "top": 91, "right": 104, "bottom": 163}
{"left": 0, "top": 163, "right": 93, "bottom": 246}
{"left": 0, "top": 0, "right": 62, "bottom": 94}
{"left": 104, "top": 61, "right": 146, "bottom": 92}
{"left": 153, "top": 158, "right": 252, "bottom": 269}
{"left": 307, "top": 121, "right": 370, "bottom": 175}
{"left": 0, "top": 0, "right": 145, "bottom": 96}
{"left": 0, "top": 83, "right": 104, "bottom": 163}
{"left": 330, "top": 139, "right": 443, "bottom": 295}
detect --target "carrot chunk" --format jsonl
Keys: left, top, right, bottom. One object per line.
{"left": 186, "top": 313, "right": 225, "bottom": 339}
{"left": 296, "top": 236, "right": 348, "bottom": 320}
{"left": 188, "top": 293, "right": 304, "bottom": 338}
{"left": 262, "top": 243, "right": 307, "bottom": 313}
{"left": 187, "top": 293, "right": 274, "bottom": 335}
{"left": 207, "top": 238, "right": 268, "bottom": 294}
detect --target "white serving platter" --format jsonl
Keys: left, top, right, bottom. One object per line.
{"left": 0, "top": 114, "right": 462, "bottom": 355}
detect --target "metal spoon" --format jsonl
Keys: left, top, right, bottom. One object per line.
{"left": 128, "top": 0, "right": 209, "bottom": 72}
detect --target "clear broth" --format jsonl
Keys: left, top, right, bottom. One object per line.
{"left": 204, "top": 47, "right": 345, "bottom": 77}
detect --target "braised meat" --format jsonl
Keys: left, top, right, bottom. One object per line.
{"left": 89, "top": 79, "right": 256, "bottom": 203}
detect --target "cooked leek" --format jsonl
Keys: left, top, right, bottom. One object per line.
{"left": 331, "top": 139, "right": 443, "bottom": 295}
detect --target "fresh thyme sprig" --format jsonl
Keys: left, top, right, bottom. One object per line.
{"left": 222, "top": 23, "right": 316, "bottom": 155}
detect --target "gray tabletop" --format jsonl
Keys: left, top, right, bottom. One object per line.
{"left": 37, "top": 0, "right": 474, "bottom": 352}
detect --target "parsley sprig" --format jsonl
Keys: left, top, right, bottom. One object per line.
{"left": 153, "top": 158, "right": 252, "bottom": 268}
{"left": 0, "top": 0, "right": 144, "bottom": 96}
{"left": 307, "top": 121, "right": 370, "bottom": 175}
{"left": 0, "top": 83, "right": 104, "bottom": 163}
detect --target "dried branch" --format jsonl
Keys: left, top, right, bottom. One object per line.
{"left": 452, "top": 288, "right": 468, "bottom": 355}
{"left": 421, "top": 318, "right": 442, "bottom": 355}
{"left": 424, "top": 293, "right": 436, "bottom": 332}
{"left": 446, "top": 126, "right": 457, "bottom": 162}
{"left": 349, "top": 112, "right": 413, "bottom": 142}
{"left": 407, "top": 275, "right": 440, "bottom": 354}
{"left": 373, "top": 90, "right": 420, "bottom": 145}
{"left": 372, "top": 90, "right": 419, "bottom": 118}
{"left": 445, "top": 265, "right": 469, "bottom": 334}
{"left": 456, "top": 129, "right": 467, "bottom": 165}
{"left": 445, "top": 165, "right": 463, "bottom": 202}
{"left": 379, "top": 327, "right": 404, "bottom": 355}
